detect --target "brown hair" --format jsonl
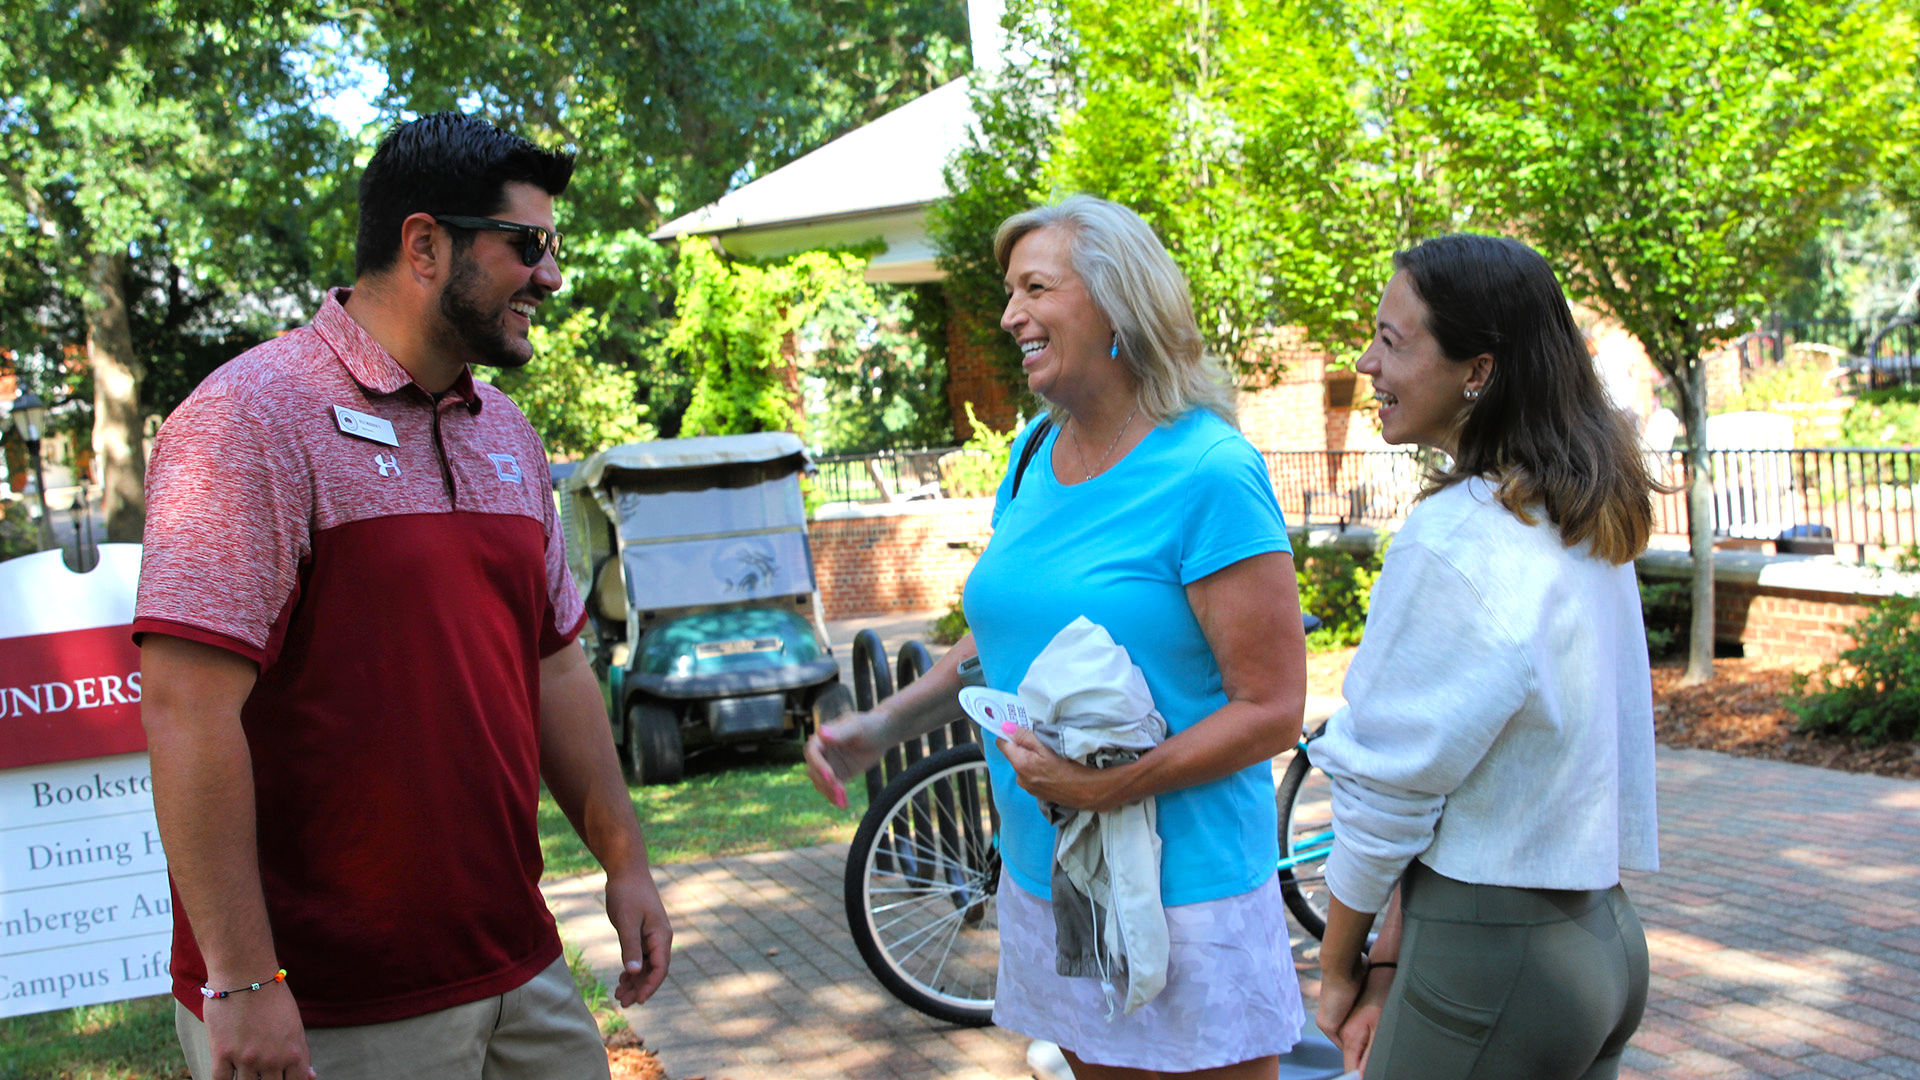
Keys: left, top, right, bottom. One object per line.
{"left": 1394, "top": 234, "right": 1655, "bottom": 564}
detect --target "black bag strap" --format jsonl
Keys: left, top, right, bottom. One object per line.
{"left": 1009, "top": 416, "right": 1054, "bottom": 500}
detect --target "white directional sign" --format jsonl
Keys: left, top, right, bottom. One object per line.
{"left": 0, "top": 545, "right": 170, "bottom": 1018}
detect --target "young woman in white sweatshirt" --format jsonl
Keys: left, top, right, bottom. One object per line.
{"left": 1311, "top": 234, "right": 1661, "bottom": 1080}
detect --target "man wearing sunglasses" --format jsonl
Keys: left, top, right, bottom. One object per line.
{"left": 136, "top": 112, "right": 669, "bottom": 1080}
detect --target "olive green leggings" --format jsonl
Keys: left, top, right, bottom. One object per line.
{"left": 1365, "top": 862, "right": 1649, "bottom": 1080}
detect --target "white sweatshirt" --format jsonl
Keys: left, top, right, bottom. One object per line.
{"left": 1311, "top": 478, "right": 1661, "bottom": 914}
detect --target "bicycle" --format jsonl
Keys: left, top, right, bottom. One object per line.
{"left": 846, "top": 733, "right": 1338, "bottom": 1027}
{"left": 844, "top": 741, "right": 1000, "bottom": 1026}
{"left": 841, "top": 626, "right": 1338, "bottom": 1026}
{"left": 1276, "top": 721, "right": 1335, "bottom": 939}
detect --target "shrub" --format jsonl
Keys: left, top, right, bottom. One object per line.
{"left": 1295, "top": 540, "right": 1387, "bottom": 651}
{"left": 1639, "top": 578, "right": 1691, "bottom": 659}
{"left": 926, "top": 602, "right": 970, "bottom": 645}
{"left": 939, "top": 403, "right": 1018, "bottom": 498}
{"left": 1728, "top": 352, "right": 1841, "bottom": 414}
{"left": 1838, "top": 388, "right": 1920, "bottom": 448}
{"left": 1786, "top": 546, "right": 1920, "bottom": 745}
{"left": 0, "top": 500, "right": 39, "bottom": 562}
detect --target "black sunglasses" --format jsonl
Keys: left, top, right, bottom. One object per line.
{"left": 433, "top": 215, "right": 563, "bottom": 267}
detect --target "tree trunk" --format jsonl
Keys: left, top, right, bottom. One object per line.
{"left": 87, "top": 249, "right": 146, "bottom": 544}
{"left": 1679, "top": 358, "right": 1715, "bottom": 686}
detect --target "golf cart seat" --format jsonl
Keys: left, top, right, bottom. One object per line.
{"left": 593, "top": 556, "right": 627, "bottom": 626}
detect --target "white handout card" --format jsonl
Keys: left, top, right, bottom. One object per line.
{"left": 958, "top": 686, "right": 1035, "bottom": 741}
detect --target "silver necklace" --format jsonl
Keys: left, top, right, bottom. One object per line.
{"left": 1068, "top": 403, "right": 1141, "bottom": 481}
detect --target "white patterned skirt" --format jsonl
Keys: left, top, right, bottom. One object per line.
{"left": 992, "top": 873, "right": 1306, "bottom": 1072}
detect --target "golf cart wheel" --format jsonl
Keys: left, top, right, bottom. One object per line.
{"left": 809, "top": 682, "right": 855, "bottom": 738}
{"left": 624, "top": 699, "right": 684, "bottom": 786}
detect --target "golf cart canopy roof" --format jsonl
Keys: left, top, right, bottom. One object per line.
{"left": 568, "top": 432, "right": 807, "bottom": 491}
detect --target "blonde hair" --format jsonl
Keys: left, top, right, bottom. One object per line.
{"left": 994, "top": 195, "right": 1237, "bottom": 426}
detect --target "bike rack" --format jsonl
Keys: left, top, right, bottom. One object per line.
{"left": 850, "top": 630, "right": 983, "bottom": 881}
{"left": 851, "top": 630, "right": 977, "bottom": 801}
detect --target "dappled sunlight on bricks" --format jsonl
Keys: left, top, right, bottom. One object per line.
{"left": 543, "top": 731, "right": 1919, "bottom": 1078}
{"left": 1610, "top": 749, "right": 1920, "bottom": 1079}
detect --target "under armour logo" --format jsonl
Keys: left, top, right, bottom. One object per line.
{"left": 374, "top": 454, "right": 401, "bottom": 477}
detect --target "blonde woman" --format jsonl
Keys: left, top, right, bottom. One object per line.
{"left": 807, "top": 196, "right": 1310, "bottom": 1078}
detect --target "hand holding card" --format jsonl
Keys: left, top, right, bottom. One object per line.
{"left": 958, "top": 687, "right": 1034, "bottom": 740}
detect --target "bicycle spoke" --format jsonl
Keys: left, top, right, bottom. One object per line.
{"left": 848, "top": 748, "right": 1000, "bottom": 1023}
{"left": 876, "top": 896, "right": 982, "bottom": 959}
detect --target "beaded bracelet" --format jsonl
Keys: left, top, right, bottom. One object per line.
{"left": 201, "top": 969, "right": 287, "bottom": 999}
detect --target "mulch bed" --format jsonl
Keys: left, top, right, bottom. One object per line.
{"left": 604, "top": 1030, "right": 668, "bottom": 1080}
{"left": 1309, "top": 646, "right": 1919, "bottom": 782}
{"left": 1651, "top": 657, "right": 1920, "bottom": 781}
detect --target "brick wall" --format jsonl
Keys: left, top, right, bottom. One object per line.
{"left": 1638, "top": 550, "right": 1898, "bottom": 668}
{"left": 811, "top": 501, "right": 995, "bottom": 619}
{"left": 945, "top": 302, "right": 1018, "bottom": 440}
{"left": 1713, "top": 582, "right": 1874, "bottom": 667}
{"left": 815, "top": 501, "right": 1880, "bottom": 668}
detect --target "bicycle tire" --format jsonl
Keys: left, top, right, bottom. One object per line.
{"left": 1277, "top": 736, "right": 1334, "bottom": 940}
{"left": 845, "top": 742, "right": 1000, "bottom": 1026}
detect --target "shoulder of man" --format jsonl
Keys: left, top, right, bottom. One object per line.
{"left": 469, "top": 378, "right": 547, "bottom": 448}
{"left": 175, "top": 323, "right": 336, "bottom": 419}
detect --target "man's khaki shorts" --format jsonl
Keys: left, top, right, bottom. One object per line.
{"left": 175, "top": 955, "right": 611, "bottom": 1080}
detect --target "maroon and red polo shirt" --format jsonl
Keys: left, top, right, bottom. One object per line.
{"left": 133, "top": 288, "right": 587, "bottom": 1027}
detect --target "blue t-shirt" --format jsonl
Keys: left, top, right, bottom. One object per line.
{"left": 963, "top": 408, "right": 1291, "bottom": 905}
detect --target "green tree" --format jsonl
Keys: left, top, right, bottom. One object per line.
{"left": 934, "top": 0, "right": 1452, "bottom": 405}
{"left": 802, "top": 281, "right": 953, "bottom": 453}
{"left": 667, "top": 241, "right": 873, "bottom": 438}
{"left": 1059, "top": 0, "right": 1450, "bottom": 370}
{"left": 1426, "top": 0, "right": 1920, "bottom": 684}
{"left": 367, "top": 0, "right": 971, "bottom": 440}
{"left": 482, "top": 309, "right": 654, "bottom": 459}
{"left": 930, "top": 0, "right": 1068, "bottom": 409}
{"left": 0, "top": 1, "right": 353, "bottom": 541}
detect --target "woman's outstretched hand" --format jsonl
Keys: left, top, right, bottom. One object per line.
{"left": 804, "top": 712, "right": 888, "bottom": 809}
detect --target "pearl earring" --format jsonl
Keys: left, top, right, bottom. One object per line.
{"left": 1464, "top": 387, "right": 1482, "bottom": 401}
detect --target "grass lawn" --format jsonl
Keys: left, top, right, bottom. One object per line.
{"left": 538, "top": 740, "right": 870, "bottom": 875}
{"left": 4, "top": 744, "right": 862, "bottom": 1079}
{"left": 0, "top": 996, "right": 184, "bottom": 1080}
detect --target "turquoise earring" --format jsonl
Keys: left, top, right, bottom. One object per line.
{"left": 1110, "top": 334, "right": 1119, "bottom": 359}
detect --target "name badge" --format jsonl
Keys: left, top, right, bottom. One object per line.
{"left": 333, "top": 405, "right": 398, "bottom": 447}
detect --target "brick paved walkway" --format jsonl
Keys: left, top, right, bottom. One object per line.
{"left": 1613, "top": 749, "right": 1920, "bottom": 1079}
{"left": 548, "top": 745, "right": 1920, "bottom": 1080}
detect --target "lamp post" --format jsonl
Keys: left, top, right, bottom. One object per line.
{"left": 8, "top": 391, "right": 55, "bottom": 551}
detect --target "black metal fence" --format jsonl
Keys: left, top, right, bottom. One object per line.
{"left": 1267, "top": 447, "right": 1918, "bottom": 560}
{"left": 1262, "top": 449, "right": 1431, "bottom": 530}
{"left": 1741, "top": 317, "right": 1920, "bottom": 391}
{"left": 1648, "top": 447, "right": 1920, "bottom": 558}
{"left": 816, "top": 445, "right": 1919, "bottom": 560}
{"left": 812, "top": 447, "right": 955, "bottom": 506}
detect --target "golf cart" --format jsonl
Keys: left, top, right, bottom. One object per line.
{"left": 558, "top": 432, "right": 852, "bottom": 784}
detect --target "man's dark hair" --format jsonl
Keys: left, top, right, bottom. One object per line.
{"left": 355, "top": 112, "right": 575, "bottom": 278}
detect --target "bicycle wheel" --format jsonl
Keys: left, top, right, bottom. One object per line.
{"left": 845, "top": 742, "right": 1000, "bottom": 1026}
{"left": 1277, "top": 737, "right": 1335, "bottom": 940}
